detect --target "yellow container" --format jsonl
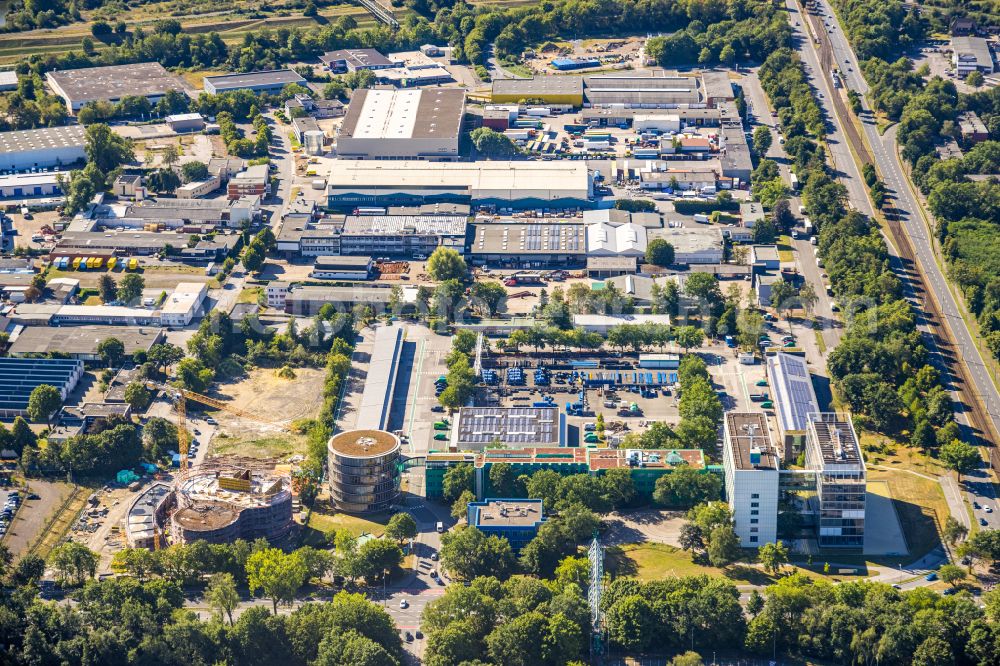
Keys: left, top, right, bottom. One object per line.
{"left": 107, "top": 257, "right": 117, "bottom": 270}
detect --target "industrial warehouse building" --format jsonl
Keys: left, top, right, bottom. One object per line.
{"left": 336, "top": 88, "right": 466, "bottom": 160}
{"left": 586, "top": 222, "right": 647, "bottom": 257}
{"left": 321, "top": 48, "right": 395, "bottom": 72}
{"left": 646, "top": 226, "right": 724, "bottom": 264}
{"left": 52, "top": 231, "right": 239, "bottom": 260}
{"left": 310, "top": 255, "right": 374, "bottom": 280}
{"left": 0, "top": 172, "right": 67, "bottom": 199}
{"left": 8, "top": 325, "right": 165, "bottom": 361}
{"left": 451, "top": 406, "right": 567, "bottom": 451}
{"left": 583, "top": 72, "right": 701, "bottom": 107}
{"left": 0, "top": 126, "right": 86, "bottom": 171}
{"left": 203, "top": 69, "right": 306, "bottom": 94}
{"left": 339, "top": 214, "right": 467, "bottom": 257}
{"left": 468, "top": 222, "right": 586, "bottom": 268}
{"left": 491, "top": 70, "right": 735, "bottom": 109}
{"left": 328, "top": 160, "right": 593, "bottom": 210}
{"left": 0, "top": 357, "right": 85, "bottom": 418}
{"left": 722, "top": 412, "right": 779, "bottom": 547}
{"left": 491, "top": 76, "right": 585, "bottom": 106}
{"left": 46, "top": 62, "right": 188, "bottom": 113}
{"left": 280, "top": 285, "right": 406, "bottom": 315}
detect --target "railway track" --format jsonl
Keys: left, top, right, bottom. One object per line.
{"left": 24, "top": 486, "right": 89, "bottom": 560}
{"left": 810, "top": 9, "right": 1000, "bottom": 463}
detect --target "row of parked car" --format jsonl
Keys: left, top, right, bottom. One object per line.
{"left": 1, "top": 491, "right": 22, "bottom": 538}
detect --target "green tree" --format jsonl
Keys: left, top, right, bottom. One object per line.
{"left": 707, "top": 524, "right": 741, "bottom": 567}
{"left": 674, "top": 325, "right": 705, "bottom": 352}
{"left": 940, "top": 439, "right": 980, "bottom": 474}
{"left": 427, "top": 247, "right": 468, "bottom": 282}
{"left": 124, "top": 381, "right": 152, "bottom": 413}
{"left": 967, "top": 70, "right": 985, "bottom": 88}
{"left": 452, "top": 488, "right": 475, "bottom": 521}
{"left": 181, "top": 161, "right": 209, "bottom": 183}
{"left": 97, "top": 337, "right": 125, "bottom": 367}
{"left": 49, "top": 541, "right": 98, "bottom": 586}
{"left": 752, "top": 125, "right": 772, "bottom": 155}
{"left": 354, "top": 539, "right": 403, "bottom": 580}
{"left": 442, "top": 463, "right": 474, "bottom": 502}
{"left": 653, "top": 466, "right": 721, "bottom": 508}
{"left": 206, "top": 572, "right": 240, "bottom": 625}
{"left": 938, "top": 563, "right": 967, "bottom": 587}
{"left": 117, "top": 273, "right": 145, "bottom": 304}
{"left": 98, "top": 273, "right": 117, "bottom": 303}
{"left": 27, "top": 384, "right": 61, "bottom": 425}
{"left": 469, "top": 127, "right": 520, "bottom": 157}
{"left": 439, "top": 526, "right": 514, "bottom": 581}
{"left": 246, "top": 547, "right": 307, "bottom": 614}
{"left": 384, "top": 512, "right": 418, "bottom": 544}
{"left": 645, "top": 238, "right": 675, "bottom": 267}
{"left": 757, "top": 540, "right": 789, "bottom": 575}
{"left": 942, "top": 515, "right": 968, "bottom": 547}
{"left": 912, "top": 636, "right": 954, "bottom": 666}
{"left": 671, "top": 652, "right": 705, "bottom": 666}
{"left": 85, "top": 123, "right": 135, "bottom": 172}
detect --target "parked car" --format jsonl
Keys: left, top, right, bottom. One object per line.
{"left": 431, "top": 405, "right": 445, "bottom": 413}
{"left": 399, "top": 599, "right": 409, "bottom": 609}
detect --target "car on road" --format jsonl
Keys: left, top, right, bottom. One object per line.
{"left": 925, "top": 572, "right": 937, "bottom": 581}
{"left": 399, "top": 599, "right": 409, "bottom": 609}
{"left": 404, "top": 631, "right": 413, "bottom": 642}
{"left": 205, "top": 417, "right": 217, "bottom": 425}
{"left": 433, "top": 433, "right": 448, "bottom": 441}
{"left": 974, "top": 501, "right": 980, "bottom": 509}
{"left": 986, "top": 506, "right": 994, "bottom": 513}
{"left": 431, "top": 552, "right": 439, "bottom": 561}
{"left": 415, "top": 630, "right": 423, "bottom": 639}
{"left": 980, "top": 518, "right": 989, "bottom": 526}
{"left": 431, "top": 405, "right": 445, "bottom": 413}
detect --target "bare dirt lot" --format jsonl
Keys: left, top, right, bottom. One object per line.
{"left": 207, "top": 367, "right": 327, "bottom": 459}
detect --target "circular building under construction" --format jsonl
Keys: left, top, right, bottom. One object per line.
{"left": 169, "top": 462, "right": 293, "bottom": 545}
{"left": 327, "top": 429, "right": 401, "bottom": 513}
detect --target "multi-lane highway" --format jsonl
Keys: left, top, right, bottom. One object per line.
{"left": 799, "top": 0, "right": 1000, "bottom": 528}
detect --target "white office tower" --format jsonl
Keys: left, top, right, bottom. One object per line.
{"left": 723, "top": 412, "right": 780, "bottom": 547}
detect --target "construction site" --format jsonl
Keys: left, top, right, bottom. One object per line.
{"left": 125, "top": 458, "right": 294, "bottom": 549}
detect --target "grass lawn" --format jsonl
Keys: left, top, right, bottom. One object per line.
{"left": 300, "top": 500, "right": 392, "bottom": 547}
{"left": 777, "top": 235, "right": 795, "bottom": 262}
{"left": 210, "top": 432, "right": 308, "bottom": 458}
{"left": 866, "top": 467, "right": 947, "bottom": 560}
{"left": 859, "top": 433, "right": 949, "bottom": 476}
{"left": 237, "top": 286, "right": 263, "bottom": 304}
{"left": 608, "top": 543, "right": 873, "bottom": 584}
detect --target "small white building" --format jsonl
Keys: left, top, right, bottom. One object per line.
{"left": 723, "top": 412, "right": 780, "bottom": 547}
{"left": 177, "top": 174, "right": 222, "bottom": 199}
{"left": 633, "top": 113, "right": 681, "bottom": 134}
{"left": 159, "top": 282, "right": 208, "bottom": 327}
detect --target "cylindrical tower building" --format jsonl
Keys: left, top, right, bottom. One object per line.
{"left": 327, "top": 429, "right": 401, "bottom": 513}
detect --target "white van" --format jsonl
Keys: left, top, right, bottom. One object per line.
{"left": 436, "top": 521, "right": 444, "bottom": 533}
